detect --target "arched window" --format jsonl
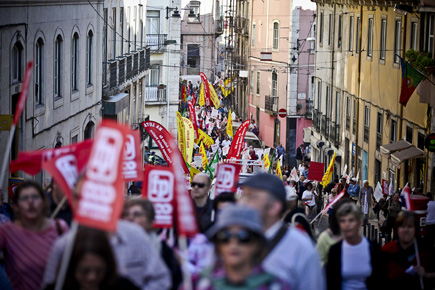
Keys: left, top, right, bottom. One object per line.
{"left": 12, "top": 42, "right": 24, "bottom": 83}
{"left": 72, "top": 33, "right": 79, "bottom": 91}
{"left": 84, "top": 121, "right": 95, "bottom": 139}
{"left": 273, "top": 22, "right": 279, "bottom": 49}
{"left": 35, "top": 38, "right": 44, "bottom": 105}
{"left": 86, "top": 30, "right": 93, "bottom": 85}
{"left": 54, "top": 35, "right": 63, "bottom": 99}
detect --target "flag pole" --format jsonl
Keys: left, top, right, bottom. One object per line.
{"left": 0, "top": 124, "right": 17, "bottom": 189}
{"left": 414, "top": 238, "right": 424, "bottom": 289}
{"left": 54, "top": 221, "right": 79, "bottom": 290}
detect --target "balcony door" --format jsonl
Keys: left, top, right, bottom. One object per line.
{"left": 146, "top": 11, "right": 160, "bottom": 46}
{"left": 145, "top": 65, "right": 160, "bottom": 101}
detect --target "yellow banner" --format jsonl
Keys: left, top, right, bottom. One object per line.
{"left": 208, "top": 81, "right": 221, "bottom": 109}
{"left": 182, "top": 117, "right": 195, "bottom": 165}
{"left": 199, "top": 141, "right": 208, "bottom": 169}
{"left": 176, "top": 112, "right": 186, "bottom": 161}
{"left": 195, "top": 128, "right": 215, "bottom": 147}
{"left": 227, "top": 110, "right": 233, "bottom": 138}
{"left": 263, "top": 151, "right": 270, "bottom": 170}
{"left": 199, "top": 82, "right": 205, "bottom": 106}
{"left": 190, "top": 165, "right": 201, "bottom": 182}
{"left": 276, "top": 159, "right": 282, "bottom": 180}
{"left": 321, "top": 151, "right": 336, "bottom": 187}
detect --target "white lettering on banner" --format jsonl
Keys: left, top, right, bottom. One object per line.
{"left": 148, "top": 170, "right": 174, "bottom": 226}
{"left": 217, "top": 165, "right": 235, "bottom": 189}
{"left": 86, "top": 128, "right": 123, "bottom": 183}
{"left": 78, "top": 181, "right": 116, "bottom": 221}
{"left": 55, "top": 155, "right": 78, "bottom": 189}
{"left": 123, "top": 134, "right": 137, "bottom": 179}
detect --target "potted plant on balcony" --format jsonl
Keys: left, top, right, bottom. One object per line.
{"left": 157, "top": 84, "right": 166, "bottom": 90}
{"left": 405, "top": 49, "right": 435, "bottom": 76}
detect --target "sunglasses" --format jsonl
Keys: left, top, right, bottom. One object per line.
{"left": 216, "top": 229, "right": 255, "bottom": 244}
{"left": 191, "top": 182, "right": 206, "bottom": 188}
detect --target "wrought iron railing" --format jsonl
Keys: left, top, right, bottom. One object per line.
{"left": 313, "top": 109, "right": 320, "bottom": 131}
{"left": 145, "top": 86, "right": 166, "bottom": 102}
{"left": 321, "top": 115, "right": 329, "bottom": 137}
{"left": 364, "top": 126, "right": 369, "bottom": 143}
{"left": 376, "top": 132, "right": 382, "bottom": 150}
{"left": 346, "top": 115, "right": 350, "bottom": 131}
{"left": 146, "top": 34, "right": 167, "bottom": 52}
{"left": 265, "top": 95, "right": 278, "bottom": 112}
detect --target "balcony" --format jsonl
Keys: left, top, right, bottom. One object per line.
{"left": 364, "top": 126, "right": 369, "bottom": 143}
{"left": 265, "top": 95, "right": 278, "bottom": 114}
{"left": 330, "top": 122, "right": 341, "bottom": 146}
{"left": 146, "top": 34, "right": 167, "bottom": 53}
{"left": 313, "top": 109, "right": 320, "bottom": 131}
{"left": 321, "top": 115, "right": 330, "bottom": 137}
{"left": 216, "top": 19, "right": 223, "bottom": 35}
{"left": 306, "top": 99, "right": 313, "bottom": 119}
{"left": 145, "top": 86, "right": 166, "bottom": 103}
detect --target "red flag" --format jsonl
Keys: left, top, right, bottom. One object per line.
{"left": 322, "top": 191, "right": 345, "bottom": 215}
{"left": 215, "top": 163, "right": 242, "bottom": 196}
{"left": 382, "top": 179, "right": 389, "bottom": 196}
{"left": 142, "top": 165, "right": 175, "bottom": 228}
{"left": 141, "top": 121, "right": 189, "bottom": 174}
{"left": 188, "top": 101, "right": 198, "bottom": 139}
{"left": 10, "top": 140, "right": 93, "bottom": 175}
{"left": 402, "top": 185, "right": 413, "bottom": 211}
{"left": 227, "top": 120, "right": 250, "bottom": 160}
{"left": 123, "top": 130, "right": 144, "bottom": 181}
{"left": 307, "top": 162, "right": 325, "bottom": 182}
{"left": 75, "top": 120, "right": 129, "bottom": 232}
{"left": 14, "top": 62, "right": 33, "bottom": 125}
{"left": 200, "top": 72, "right": 211, "bottom": 106}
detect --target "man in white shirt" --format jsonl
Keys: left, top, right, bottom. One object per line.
{"left": 238, "top": 173, "right": 325, "bottom": 290}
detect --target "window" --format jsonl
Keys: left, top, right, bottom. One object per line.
{"left": 146, "top": 11, "right": 160, "bottom": 48}
{"left": 112, "top": 8, "right": 116, "bottom": 58}
{"left": 187, "top": 44, "right": 200, "bottom": 75}
{"left": 418, "top": 132, "right": 425, "bottom": 150}
{"left": 367, "top": 17, "right": 373, "bottom": 57}
{"left": 139, "top": 6, "right": 143, "bottom": 48}
{"left": 252, "top": 24, "right": 256, "bottom": 46}
{"left": 103, "top": 8, "right": 108, "bottom": 85}
{"left": 145, "top": 64, "right": 159, "bottom": 86}
{"left": 346, "top": 97, "right": 351, "bottom": 117}
{"left": 411, "top": 22, "right": 418, "bottom": 50}
{"left": 120, "top": 7, "right": 124, "bottom": 56}
{"left": 317, "top": 81, "right": 322, "bottom": 110}
{"left": 256, "top": 72, "right": 260, "bottom": 95}
{"left": 349, "top": 16, "right": 354, "bottom": 52}
{"left": 319, "top": 12, "right": 324, "bottom": 44}
{"left": 353, "top": 98, "right": 357, "bottom": 134}
{"left": 273, "top": 22, "right": 279, "bottom": 49}
{"left": 12, "top": 42, "right": 23, "bottom": 83}
{"left": 328, "top": 14, "right": 332, "bottom": 46}
{"left": 35, "top": 38, "right": 44, "bottom": 105}
{"left": 394, "top": 20, "right": 402, "bottom": 64}
{"left": 86, "top": 30, "right": 93, "bottom": 85}
{"left": 406, "top": 126, "right": 413, "bottom": 143}
{"left": 189, "top": 1, "right": 200, "bottom": 21}
{"left": 271, "top": 72, "right": 277, "bottom": 97}
{"left": 54, "top": 35, "right": 63, "bottom": 99}
{"left": 71, "top": 135, "right": 78, "bottom": 144}
{"left": 72, "top": 33, "right": 79, "bottom": 91}
{"left": 335, "top": 92, "right": 340, "bottom": 124}
{"left": 428, "top": 15, "right": 434, "bottom": 53}
{"left": 338, "top": 15, "right": 342, "bottom": 48}
{"left": 391, "top": 119, "right": 397, "bottom": 142}
{"left": 250, "top": 71, "right": 254, "bottom": 93}
{"left": 380, "top": 18, "right": 387, "bottom": 60}
{"left": 274, "top": 119, "right": 280, "bottom": 146}
{"left": 356, "top": 17, "right": 360, "bottom": 53}
{"left": 375, "top": 159, "right": 381, "bottom": 185}
{"left": 326, "top": 86, "right": 330, "bottom": 116}
{"left": 377, "top": 112, "right": 383, "bottom": 135}
{"left": 364, "top": 106, "right": 370, "bottom": 127}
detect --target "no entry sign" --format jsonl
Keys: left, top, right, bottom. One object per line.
{"left": 278, "top": 108, "right": 286, "bottom": 118}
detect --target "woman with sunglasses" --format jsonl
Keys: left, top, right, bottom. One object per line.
{"left": 189, "top": 205, "right": 291, "bottom": 289}
{"left": 0, "top": 180, "right": 68, "bottom": 290}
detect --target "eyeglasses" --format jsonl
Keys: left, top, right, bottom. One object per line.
{"left": 216, "top": 229, "right": 255, "bottom": 244}
{"left": 18, "top": 194, "right": 41, "bottom": 202}
{"left": 191, "top": 182, "right": 206, "bottom": 188}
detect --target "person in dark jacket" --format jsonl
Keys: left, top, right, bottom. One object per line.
{"left": 326, "top": 202, "right": 387, "bottom": 290}
{"left": 191, "top": 173, "right": 214, "bottom": 233}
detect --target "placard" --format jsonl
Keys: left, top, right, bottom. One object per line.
{"left": 307, "top": 162, "right": 324, "bottom": 181}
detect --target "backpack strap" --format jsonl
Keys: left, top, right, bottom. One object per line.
{"left": 262, "top": 225, "right": 288, "bottom": 260}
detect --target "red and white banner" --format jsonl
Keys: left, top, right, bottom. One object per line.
{"left": 123, "top": 130, "right": 143, "bottom": 181}
{"left": 402, "top": 185, "right": 413, "bottom": 211}
{"left": 215, "top": 163, "right": 242, "bottom": 196}
{"left": 322, "top": 191, "right": 345, "bottom": 215}
{"left": 188, "top": 100, "right": 198, "bottom": 139}
{"left": 142, "top": 165, "right": 175, "bottom": 228}
{"left": 382, "top": 179, "right": 389, "bottom": 196}
{"left": 75, "top": 120, "right": 128, "bottom": 232}
{"left": 13, "top": 62, "right": 33, "bottom": 126}
{"left": 200, "top": 72, "right": 211, "bottom": 106}
{"left": 10, "top": 140, "right": 93, "bottom": 175}
{"left": 227, "top": 120, "right": 250, "bottom": 160}
{"left": 141, "top": 121, "right": 189, "bottom": 174}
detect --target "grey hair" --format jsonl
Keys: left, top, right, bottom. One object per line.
{"left": 336, "top": 202, "right": 362, "bottom": 221}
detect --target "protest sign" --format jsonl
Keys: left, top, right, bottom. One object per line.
{"left": 227, "top": 120, "right": 250, "bottom": 160}
{"left": 211, "top": 108, "right": 219, "bottom": 119}
{"left": 307, "top": 162, "right": 324, "bottom": 181}
{"left": 382, "top": 179, "right": 389, "bottom": 195}
{"left": 123, "top": 130, "right": 143, "bottom": 181}
{"left": 374, "top": 182, "right": 383, "bottom": 202}
{"left": 215, "top": 163, "right": 242, "bottom": 196}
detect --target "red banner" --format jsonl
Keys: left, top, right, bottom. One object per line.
{"left": 307, "top": 162, "right": 324, "bottom": 181}
{"left": 142, "top": 165, "right": 175, "bottom": 228}
{"left": 42, "top": 152, "right": 81, "bottom": 212}
{"left": 200, "top": 72, "right": 211, "bottom": 106}
{"left": 215, "top": 163, "right": 242, "bottom": 196}
{"left": 188, "top": 101, "right": 198, "bottom": 139}
{"left": 14, "top": 62, "right": 33, "bottom": 125}
{"left": 382, "top": 179, "right": 389, "bottom": 196}
{"left": 227, "top": 120, "right": 250, "bottom": 160}
{"left": 123, "top": 130, "right": 144, "bottom": 181}
{"left": 75, "top": 120, "right": 128, "bottom": 232}
{"left": 10, "top": 140, "right": 93, "bottom": 175}
{"left": 141, "top": 121, "right": 189, "bottom": 174}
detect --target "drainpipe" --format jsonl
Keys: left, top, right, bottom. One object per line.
{"left": 398, "top": 13, "right": 407, "bottom": 188}
{"left": 166, "top": 1, "right": 172, "bottom": 129}
{"left": 354, "top": 6, "right": 363, "bottom": 175}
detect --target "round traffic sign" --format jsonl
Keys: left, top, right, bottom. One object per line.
{"left": 278, "top": 108, "right": 286, "bottom": 118}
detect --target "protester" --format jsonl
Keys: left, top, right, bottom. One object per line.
{"left": 359, "top": 180, "right": 374, "bottom": 224}
{"left": 302, "top": 164, "right": 309, "bottom": 178}
{"left": 46, "top": 181, "right": 73, "bottom": 225}
{"left": 295, "top": 144, "right": 304, "bottom": 167}
{"left": 44, "top": 227, "right": 139, "bottom": 290}
{"left": 302, "top": 181, "right": 317, "bottom": 220}
{"left": 0, "top": 180, "right": 68, "bottom": 290}
{"left": 191, "top": 173, "right": 214, "bottom": 233}
{"left": 275, "top": 143, "right": 286, "bottom": 163}
{"left": 348, "top": 178, "right": 360, "bottom": 203}
{"left": 239, "top": 173, "right": 324, "bottom": 290}
{"left": 123, "top": 198, "right": 182, "bottom": 290}
{"left": 335, "top": 177, "right": 347, "bottom": 196}
{"left": 381, "top": 192, "right": 402, "bottom": 239}
{"left": 192, "top": 205, "right": 291, "bottom": 289}
{"left": 327, "top": 188, "right": 338, "bottom": 223}
{"left": 382, "top": 211, "right": 435, "bottom": 289}
{"left": 326, "top": 202, "right": 387, "bottom": 290}
{"left": 212, "top": 192, "right": 236, "bottom": 218}
{"left": 323, "top": 176, "right": 338, "bottom": 195}
{"left": 0, "top": 189, "right": 14, "bottom": 221}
